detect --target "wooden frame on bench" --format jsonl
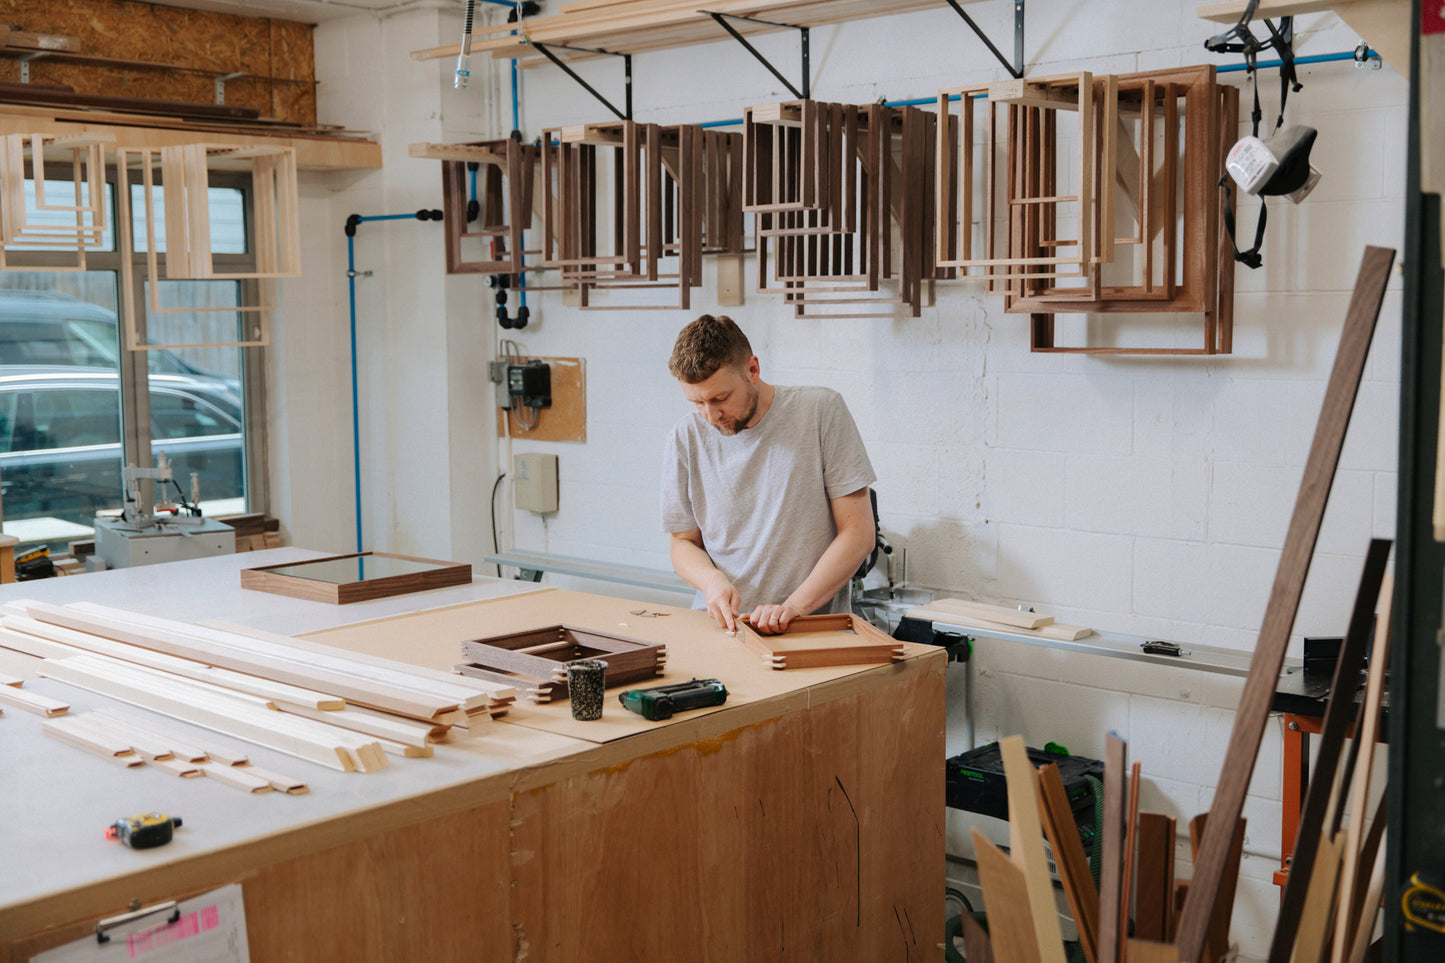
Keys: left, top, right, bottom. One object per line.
{"left": 737, "top": 612, "right": 903, "bottom": 670}
{"left": 457, "top": 624, "right": 666, "bottom": 702}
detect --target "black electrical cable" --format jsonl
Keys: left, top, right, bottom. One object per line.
{"left": 490, "top": 472, "right": 506, "bottom": 577}
{"left": 167, "top": 477, "right": 201, "bottom": 516}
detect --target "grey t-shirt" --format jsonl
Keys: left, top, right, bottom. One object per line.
{"left": 660, "top": 384, "right": 876, "bottom": 615}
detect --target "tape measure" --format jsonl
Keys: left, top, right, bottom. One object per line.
{"left": 106, "top": 813, "right": 182, "bottom": 849}
{"left": 1402, "top": 871, "right": 1445, "bottom": 935}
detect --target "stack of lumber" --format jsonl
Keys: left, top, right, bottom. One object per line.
{"left": 905, "top": 597, "right": 1094, "bottom": 641}
{"left": 0, "top": 600, "right": 518, "bottom": 776}
{"left": 42, "top": 706, "right": 309, "bottom": 794}
{"left": 411, "top": 0, "right": 969, "bottom": 66}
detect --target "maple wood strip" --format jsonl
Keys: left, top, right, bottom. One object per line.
{"left": 1099, "top": 734, "right": 1127, "bottom": 963}
{"left": 201, "top": 619, "right": 519, "bottom": 703}
{"left": 1002, "top": 736, "right": 1068, "bottom": 963}
{"left": 1332, "top": 573, "right": 1393, "bottom": 963}
{"left": 237, "top": 764, "right": 309, "bottom": 794}
{"left": 30, "top": 603, "right": 461, "bottom": 721}
{"left": 278, "top": 702, "right": 439, "bottom": 748}
{"left": 0, "top": 682, "right": 68, "bottom": 717}
{"left": 88, "top": 707, "right": 209, "bottom": 762}
{"left": 1292, "top": 831, "right": 1345, "bottom": 963}
{"left": 0, "top": 671, "right": 22, "bottom": 686}
{"left": 926, "top": 598, "right": 1054, "bottom": 629}
{"left": 0, "top": 624, "right": 85, "bottom": 660}
{"left": 42, "top": 716, "right": 145, "bottom": 767}
{"left": 1120, "top": 760, "right": 1142, "bottom": 957}
{"left": 148, "top": 755, "right": 203, "bottom": 778}
{"left": 70, "top": 713, "right": 175, "bottom": 761}
{"left": 2, "top": 614, "right": 344, "bottom": 710}
{"left": 199, "top": 761, "right": 273, "bottom": 793}
{"left": 1269, "top": 538, "right": 1391, "bottom": 962}
{"left": 1176, "top": 246, "right": 1395, "bottom": 963}
{"left": 974, "top": 830, "right": 1045, "bottom": 963}
{"left": 41, "top": 655, "right": 372, "bottom": 773}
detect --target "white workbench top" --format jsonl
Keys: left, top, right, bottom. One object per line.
{"left": 0, "top": 550, "right": 584, "bottom": 938}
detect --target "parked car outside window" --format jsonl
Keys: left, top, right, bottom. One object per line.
{"left": 0, "top": 366, "right": 244, "bottom": 526}
{"left": 0, "top": 290, "right": 241, "bottom": 401}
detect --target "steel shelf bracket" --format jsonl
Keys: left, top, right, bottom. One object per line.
{"left": 702, "top": 11, "right": 810, "bottom": 100}
{"left": 944, "top": 0, "right": 1025, "bottom": 81}
{"left": 528, "top": 42, "right": 632, "bottom": 120}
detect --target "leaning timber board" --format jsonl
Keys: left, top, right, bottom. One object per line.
{"left": 1175, "top": 246, "right": 1395, "bottom": 962}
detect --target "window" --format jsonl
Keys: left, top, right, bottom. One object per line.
{"left": 0, "top": 161, "right": 265, "bottom": 550}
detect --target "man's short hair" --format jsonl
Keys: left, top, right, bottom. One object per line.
{"left": 668, "top": 314, "right": 753, "bottom": 383}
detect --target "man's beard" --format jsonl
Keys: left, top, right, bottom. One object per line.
{"left": 712, "top": 384, "right": 759, "bottom": 436}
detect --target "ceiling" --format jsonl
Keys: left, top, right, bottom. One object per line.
{"left": 141, "top": 0, "right": 462, "bottom": 25}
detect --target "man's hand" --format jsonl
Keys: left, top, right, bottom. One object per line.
{"left": 702, "top": 570, "right": 741, "bottom": 633}
{"left": 748, "top": 602, "right": 802, "bottom": 635}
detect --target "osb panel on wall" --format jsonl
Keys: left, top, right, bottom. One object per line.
{"left": 0, "top": 0, "right": 316, "bottom": 127}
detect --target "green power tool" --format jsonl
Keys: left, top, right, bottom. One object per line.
{"left": 618, "top": 678, "right": 728, "bottom": 721}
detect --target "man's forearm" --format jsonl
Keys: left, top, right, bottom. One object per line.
{"left": 669, "top": 535, "right": 722, "bottom": 591}
{"left": 782, "top": 524, "right": 874, "bottom": 616}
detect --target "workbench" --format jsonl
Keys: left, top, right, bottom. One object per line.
{"left": 0, "top": 549, "right": 945, "bottom": 961}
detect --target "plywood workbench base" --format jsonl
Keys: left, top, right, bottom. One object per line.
{"left": 2, "top": 636, "right": 945, "bottom": 962}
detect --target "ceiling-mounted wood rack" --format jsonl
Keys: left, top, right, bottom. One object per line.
{"left": 412, "top": 0, "right": 997, "bottom": 71}
{"left": 415, "top": 139, "right": 541, "bottom": 277}
{"left": 540, "top": 120, "right": 744, "bottom": 309}
{"left": 934, "top": 65, "right": 1238, "bottom": 354}
{"left": 747, "top": 99, "right": 942, "bottom": 318}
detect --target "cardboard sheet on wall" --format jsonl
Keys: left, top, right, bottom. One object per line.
{"left": 496, "top": 356, "right": 586, "bottom": 443}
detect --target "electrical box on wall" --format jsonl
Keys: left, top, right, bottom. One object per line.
{"left": 514, "top": 453, "right": 558, "bottom": 513}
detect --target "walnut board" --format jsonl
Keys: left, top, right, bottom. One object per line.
{"left": 240, "top": 552, "right": 473, "bottom": 604}
{"left": 302, "top": 588, "right": 932, "bottom": 743}
{"left": 495, "top": 356, "right": 586, "bottom": 443}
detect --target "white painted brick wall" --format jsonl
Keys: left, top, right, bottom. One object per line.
{"left": 276, "top": 4, "right": 1408, "bottom": 957}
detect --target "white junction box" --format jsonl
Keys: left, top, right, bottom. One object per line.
{"left": 514, "top": 453, "right": 559, "bottom": 513}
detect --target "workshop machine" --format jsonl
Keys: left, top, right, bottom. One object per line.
{"left": 92, "top": 452, "right": 235, "bottom": 569}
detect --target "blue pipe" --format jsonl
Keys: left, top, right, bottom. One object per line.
{"left": 696, "top": 49, "right": 1376, "bottom": 129}
{"left": 511, "top": 24, "right": 529, "bottom": 308}
{"left": 343, "top": 210, "right": 443, "bottom": 554}
{"left": 347, "top": 234, "right": 361, "bottom": 554}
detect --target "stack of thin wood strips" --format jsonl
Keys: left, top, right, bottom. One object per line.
{"left": 0, "top": 132, "right": 112, "bottom": 270}
{"left": 540, "top": 120, "right": 743, "bottom": 309}
{"left": 0, "top": 600, "right": 517, "bottom": 776}
{"left": 746, "top": 100, "right": 942, "bottom": 318}
{"left": 936, "top": 66, "right": 1238, "bottom": 354}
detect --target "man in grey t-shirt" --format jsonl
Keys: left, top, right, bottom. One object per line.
{"left": 660, "top": 314, "right": 876, "bottom": 635}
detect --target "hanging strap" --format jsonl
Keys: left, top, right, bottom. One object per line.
{"left": 1220, "top": 177, "right": 1266, "bottom": 270}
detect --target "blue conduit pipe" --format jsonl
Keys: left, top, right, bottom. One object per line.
{"left": 342, "top": 210, "right": 443, "bottom": 553}
{"left": 697, "top": 49, "right": 1382, "bottom": 128}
